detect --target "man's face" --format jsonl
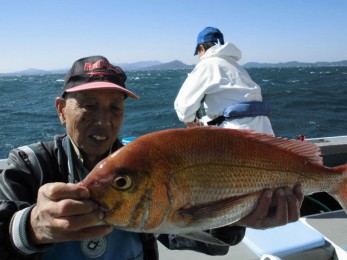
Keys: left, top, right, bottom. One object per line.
{"left": 56, "top": 89, "right": 125, "bottom": 163}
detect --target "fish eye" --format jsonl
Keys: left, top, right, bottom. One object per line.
{"left": 113, "top": 175, "right": 132, "bottom": 191}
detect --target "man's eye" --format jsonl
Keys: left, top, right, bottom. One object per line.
{"left": 111, "top": 105, "right": 123, "bottom": 112}
{"left": 84, "top": 104, "right": 96, "bottom": 108}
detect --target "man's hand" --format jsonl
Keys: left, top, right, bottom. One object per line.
{"left": 184, "top": 119, "right": 204, "bottom": 128}
{"left": 29, "top": 182, "right": 113, "bottom": 245}
{"left": 235, "top": 184, "right": 304, "bottom": 229}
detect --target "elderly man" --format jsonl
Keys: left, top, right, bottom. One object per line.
{"left": 0, "top": 55, "right": 303, "bottom": 259}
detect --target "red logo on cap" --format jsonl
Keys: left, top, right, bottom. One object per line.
{"left": 84, "top": 59, "right": 122, "bottom": 74}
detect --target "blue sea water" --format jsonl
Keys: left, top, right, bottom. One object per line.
{"left": 0, "top": 66, "right": 346, "bottom": 159}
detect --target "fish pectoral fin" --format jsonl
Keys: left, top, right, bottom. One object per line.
{"left": 179, "top": 231, "right": 231, "bottom": 246}
{"left": 176, "top": 193, "right": 257, "bottom": 222}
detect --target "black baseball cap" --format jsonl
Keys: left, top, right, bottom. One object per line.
{"left": 63, "top": 55, "right": 139, "bottom": 99}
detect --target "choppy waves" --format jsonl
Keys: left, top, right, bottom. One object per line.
{"left": 0, "top": 67, "right": 346, "bottom": 158}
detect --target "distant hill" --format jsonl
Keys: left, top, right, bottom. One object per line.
{"left": 0, "top": 60, "right": 195, "bottom": 76}
{"left": 243, "top": 60, "right": 347, "bottom": 68}
{"left": 16, "top": 68, "right": 48, "bottom": 75}
{"left": 139, "top": 60, "right": 195, "bottom": 70}
{"left": 0, "top": 68, "right": 68, "bottom": 76}
{"left": 118, "top": 60, "right": 162, "bottom": 70}
{"left": 1, "top": 60, "right": 347, "bottom": 76}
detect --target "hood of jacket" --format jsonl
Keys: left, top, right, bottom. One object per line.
{"left": 201, "top": 42, "right": 242, "bottom": 61}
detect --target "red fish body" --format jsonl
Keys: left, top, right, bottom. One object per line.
{"left": 81, "top": 127, "right": 347, "bottom": 234}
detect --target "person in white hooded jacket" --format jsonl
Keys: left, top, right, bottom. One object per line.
{"left": 174, "top": 27, "right": 274, "bottom": 135}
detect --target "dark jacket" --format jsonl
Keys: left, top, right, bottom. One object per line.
{"left": 0, "top": 135, "right": 245, "bottom": 260}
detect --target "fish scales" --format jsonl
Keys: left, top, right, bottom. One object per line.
{"left": 142, "top": 128, "right": 333, "bottom": 200}
{"left": 81, "top": 127, "right": 347, "bottom": 234}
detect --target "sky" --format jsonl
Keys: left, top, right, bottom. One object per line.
{"left": 1, "top": 0, "right": 347, "bottom": 73}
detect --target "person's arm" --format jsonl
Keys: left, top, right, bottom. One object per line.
{"left": 29, "top": 182, "right": 112, "bottom": 245}
{"left": 0, "top": 149, "right": 43, "bottom": 258}
{"left": 174, "top": 63, "right": 216, "bottom": 125}
{"left": 184, "top": 119, "right": 204, "bottom": 128}
{"left": 1, "top": 182, "right": 112, "bottom": 258}
{"left": 157, "top": 225, "right": 245, "bottom": 255}
{"left": 0, "top": 148, "right": 112, "bottom": 258}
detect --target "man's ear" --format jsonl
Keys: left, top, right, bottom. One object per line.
{"left": 55, "top": 97, "right": 66, "bottom": 125}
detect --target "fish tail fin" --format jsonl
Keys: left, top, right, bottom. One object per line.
{"left": 330, "top": 164, "right": 347, "bottom": 212}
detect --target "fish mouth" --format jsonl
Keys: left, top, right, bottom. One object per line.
{"left": 89, "top": 182, "right": 114, "bottom": 212}
{"left": 88, "top": 177, "right": 114, "bottom": 205}
{"left": 99, "top": 205, "right": 114, "bottom": 219}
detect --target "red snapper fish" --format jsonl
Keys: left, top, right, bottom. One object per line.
{"left": 81, "top": 127, "right": 347, "bottom": 236}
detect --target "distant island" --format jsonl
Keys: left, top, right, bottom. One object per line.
{"left": 243, "top": 60, "right": 347, "bottom": 68}
{"left": 1, "top": 60, "right": 347, "bottom": 76}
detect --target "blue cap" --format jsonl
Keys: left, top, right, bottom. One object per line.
{"left": 194, "top": 27, "right": 224, "bottom": 55}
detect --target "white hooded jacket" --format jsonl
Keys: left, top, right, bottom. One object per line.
{"left": 174, "top": 42, "right": 274, "bottom": 135}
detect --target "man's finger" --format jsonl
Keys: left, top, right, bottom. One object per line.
{"left": 274, "top": 189, "right": 288, "bottom": 225}
{"left": 41, "top": 182, "right": 90, "bottom": 201}
{"left": 254, "top": 189, "right": 273, "bottom": 219}
{"left": 53, "top": 210, "right": 105, "bottom": 232}
{"left": 50, "top": 199, "right": 99, "bottom": 217}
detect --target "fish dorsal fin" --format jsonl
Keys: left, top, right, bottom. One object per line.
{"left": 240, "top": 130, "right": 323, "bottom": 166}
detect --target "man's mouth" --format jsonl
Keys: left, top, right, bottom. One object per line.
{"left": 92, "top": 135, "right": 107, "bottom": 141}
